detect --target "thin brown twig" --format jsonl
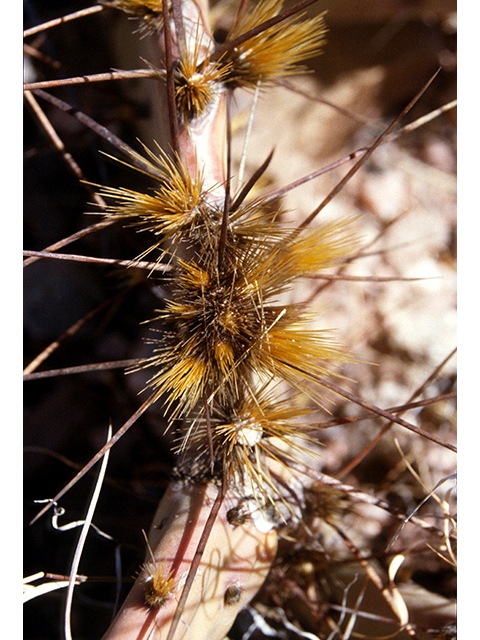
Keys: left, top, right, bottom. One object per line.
{"left": 24, "top": 90, "right": 106, "bottom": 210}
{"left": 316, "top": 377, "right": 457, "bottom": 453}
{"left": 29, "top": 90, "right": 165, "bottom": 179}
{"left": 259, "top": 97, "right": 456, "bottom": 207}
{"left": 162, "top": 0, "right": 180, "bottom": 155}
{"left": 30, "top": 392, "right": 158, "bottom": 525}
{"left": 23, "top": 68, "right": 161, "bottom": 91}
{"left": 275, "top": 452, "right": 445, "bottom": 537}
{"left": 23, "top": 249, "right": 171, "bottom": 273}
{"left": 23, "top": 222, "right": 115, "bottom": 268}
{"left": 299, "top": 69, "right": 442, "bottom": 229}
{"left": 24, "top": 360, "right": 139, "bottom": 382}
{"left": 277, "top": 78, "right": 374, "bottom": 126}
{"left": 23, "top": 4, "right": 104, "bottom": 38}
{"left": 337, "top": 348, "right": 457, "bottom": 478}
{"left": 307, "top": 391, "right": 456, "bottom": 431}
{"left": 218, "top": 91, "right": 232, "bottom": 268}
{"left": 23, "top": 42, "right": 63, "bottom": 71}
{"left": 304, "top": 207, "right": 414, "bottom": 305}
{"left": 203, "top": 393, "right": 215, "bottom": 474}
{"left": 23, "top": 290, "right": 133, "bottom": 375}
{"left": 307, "top": 273, "right": 437, "bottom": 283}
{"left": 164, "top": 478, "right": 228, "bottom": 640}
{"left": 231, "top": 148, "right": 275, "bottom": 211}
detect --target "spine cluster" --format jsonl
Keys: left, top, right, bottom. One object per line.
{"left": 100, "top": 0, "right": 358, "bottom": 510}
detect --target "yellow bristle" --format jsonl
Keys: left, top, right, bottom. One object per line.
{"left": 174, "top": 43, "right": 231, "bottom": 124}
{"left": 102, "top": 0, "right": 164, "bottom": 33}
{"left": 140, "top": 529, "right": 176, "bottom": 609}
{"left": 144, "top": 353, "right": 209, "bottom": 414}
{"left": 223, "top": 0, "right": 327, "bottom": 88}
{"left": 178, "top": 261, "right": 210, "bottom": 289}
{"left": 284, "top": 218, "right": 360, "bottom": 277}
{"left": 131, "top": 205, "right": 359, "bottom": 429}
{"left": 142, "top": 561, "right": 175, "bottom": 609}
{"left": 214, "top": 341, "right": 236, "bottom": 380}
{"left": 98, "top": 148, "right": 220, "bottom": 259}
{"left": 261, "top": 321, "right": 353, "bottom": 389}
